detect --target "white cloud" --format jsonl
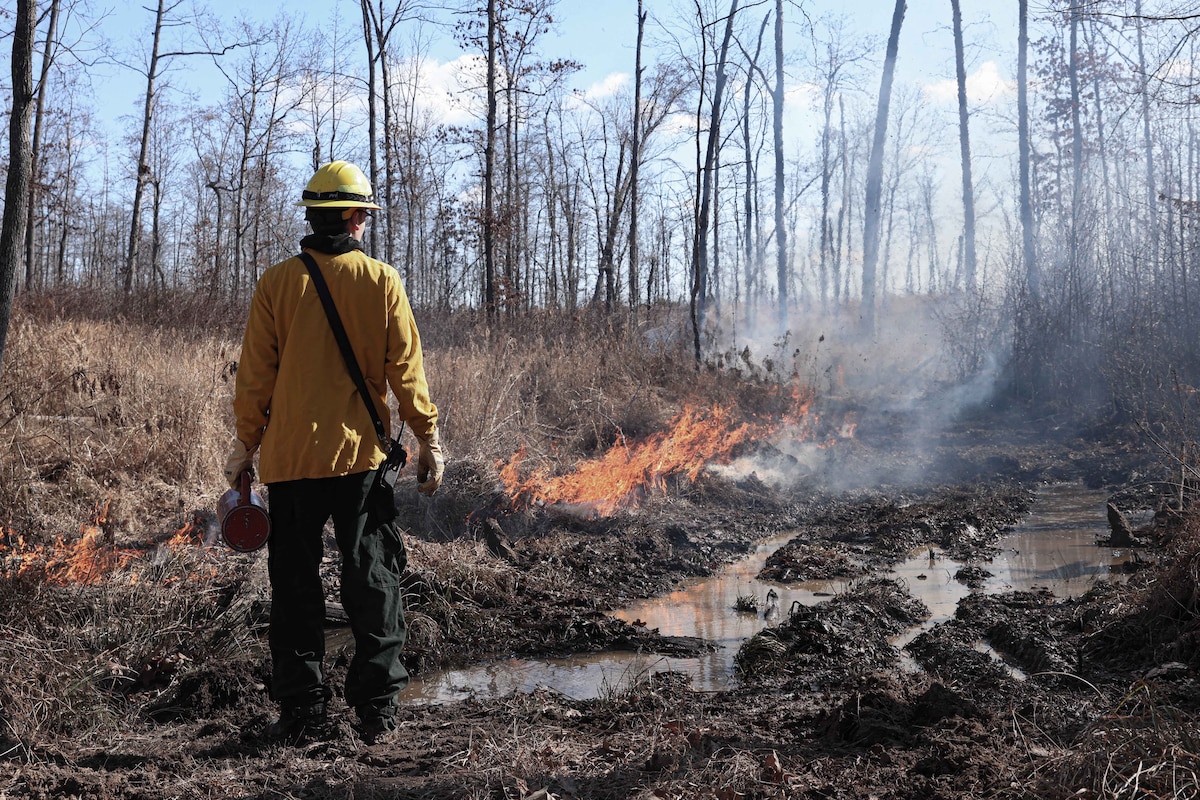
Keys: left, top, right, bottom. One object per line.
{"left": 413, "top": 54, "right": 486, "bottom": 126}
{"left": 583, "top": 72, "right": 631, "bottom": 101}
{"left": 922, "top": 61, "right": 1014, "bottom": 106}
{"left": 563, "top": 71, "right": 631, "bottom": 113}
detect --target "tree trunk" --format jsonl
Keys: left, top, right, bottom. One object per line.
{"left": 818, "top": 90, "right": 833, "bottom": 311}
{"left": 950, "top": 0, "right": 977, "bottom": 294}
{"left": 544, "top": 111, "right": 559, "bottom": 309}
{"left": 743, "top": 14, "right": 768, "bottom": 319}
{"left": 1068, "top": 7, "right": 1084, "bottom": 334}
{"left": 772, "top": 0, "right": 786, "bottom": 322}
{"left": 565, "top": 179, "right": 578, "bottom": 312}
{"left": 691, "top": 0, "right": 739, "bottom": 363}
{"left": 860, "top": 0, "right": 905, "bottom": 336}
{"left": 125, "top": 0, "right": 167, "bottom": 294}
{"left": 380, "top": 45, "right": 395, "bottom": 265}
{"left": 592, "top": 136, "right": 628, "bottom": 313}
{"left": 713, "top": 145, "right": 721, "bottom": 306}
{"left": 150, "top": 180, "right": 166, "bottom": 292}
{"left": 24, "top": 0, "right": 60, "bottom": 293}
{"left": 0, "top": 0, "right": 36, "bottom": 377}
{"left": 484, "top": 0, "right": 498, "bottom": 320}
{"left": 359, "top": 0, "right": 379, "bottom": 256}
{"left": 834, "top": 94, "right": 849, "bottom": 306}
{"left": 1135, "top": 0, "right": 1158, "bottom": 277}
{"left": 1018, "top": 0, "right": 1038, "bottom": 301}
{"left": 629, "top": 0, "right": 646, "bottom": 315}
{"left": 504, "top": 82, "right": 517, "bottom": 313}
{"left": 1084, "top": 19, "right": 1112, "bottom": 238}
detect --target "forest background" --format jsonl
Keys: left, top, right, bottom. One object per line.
{"left": 2, "top": 0, "right": 1200, "bottom": 519}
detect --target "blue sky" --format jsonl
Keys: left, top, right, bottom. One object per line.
{"left": 83, "top": 0, "right": 1020, "bottom": 149}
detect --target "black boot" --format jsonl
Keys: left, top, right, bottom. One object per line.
{"left": 266, "top": 700, "right": 329, "bottom": 744}
{"left": 356, "top": 703, "right": 398, "bottom": 745}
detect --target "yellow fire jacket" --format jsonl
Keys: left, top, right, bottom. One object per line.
{"left": 233, "top": 246, "right": 438, "bottom": 484}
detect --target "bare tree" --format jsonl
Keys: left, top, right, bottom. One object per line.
{"left": 123, "top": 0, "right": 171, "bottom": 294}
{"left": 1067, "top": 5, "right": 1085, "bottom": 333}
{"left": 1135, "top": 0, "right": 1159, "bottom": 275}
{"left": 299, "top": 20, "right": 355, "bottom": 169}
{"left": 1018, "top": 0, "right": 1038, "bottom": 301}
{"left": 771, "top": 0, "right": 786, "bottom": 322}
{"left": 361, "top": 0, "right": 424, "bottom": 263}
{"left": 584, "top": 100, "right": 629, "bottom": 312}
{"left": 950, "top": 0, "right": 977, "bottom": 294}
{"left": 23, "top": 0, "right": 61, "bottom": 292}
{"left": 122, "top": 0, "right": 251, "bottom": 294}
{"left": 738, "top": 13, "right": 769, "bottom": 317}
{"left": 628, "top": 0, "right": 646, "bottom": 315}
{"left": 809, "top": 17, "right": 869, "bottom": 311}
{"left": 691, "top": 0, "right": 740, "bottom": 362}
{"left": 0, "top": 0, "right": 36, "bottom": 377}
{"left": 209, "top": 16, "right": 305, "bottom": 296}
{"left": 484, "top": 0, "right": 498, "bottom": 318}
{"left": 43, "top": 90, "right": 89, "bottom": 285}
{"left": 393, "top": 28, "right": 438, "bottom": 288}
{"left": 860, "top": 0, "right": 906, "bottom": 336}
{"left": 191, "top": 107, "right": 237, "bottom": 297}
{"left": 545, "top": 95, "right": 585, "bottom": 311}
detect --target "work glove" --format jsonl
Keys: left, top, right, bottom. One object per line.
{"left": 222, "top": 437, "right": 258, "bottom": 489}
{"left": 415, "top": 429, "right": 445, "bottom": 496}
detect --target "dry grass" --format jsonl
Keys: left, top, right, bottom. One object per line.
{"left": 0, "top": 308, "right": 238, "bottom": 540}
{"left": 0, "top": 539, "right": 262, "bottom": 745}
{"left": 0, "top": 298, "right": 732, "bottom": 542}
{"left": 1028, "top": 687, "right": 1200, "bottom": 799}
{"left": 0, "top": 292, "right": 752, "bottom": 750}
{"left": 1082, "top": 515, "right": 1200, "bottom": 671}
{"left": 423, "top": 307, "right": 723, "bottom": 471}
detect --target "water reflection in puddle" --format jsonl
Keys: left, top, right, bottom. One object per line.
{"left": 398, "top": 483, "right": 1135, "bottom": 704}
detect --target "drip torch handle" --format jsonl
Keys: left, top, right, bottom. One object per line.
{"left": 239, "top": 470, "right": 251, "bottom": 505}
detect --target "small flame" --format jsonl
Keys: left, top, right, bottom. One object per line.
{"left": 1, "top": 500, "right": 211, "bottom": 586}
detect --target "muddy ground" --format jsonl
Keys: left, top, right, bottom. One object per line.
{"left": 7, "top": 405, "right": 1200, "bottom": 799}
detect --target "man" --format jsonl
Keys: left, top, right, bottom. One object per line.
{"left": 224, "top": 160, "right": 444, "bottom": 745}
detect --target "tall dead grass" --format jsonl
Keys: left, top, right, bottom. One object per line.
{"left": 0, "top": 291, "right": 764, "bottom": 750}
{"left": 0, "top": 542, "right": 262, "bottom": 743}
{"left": 426, "top": 308, "right": 704, "bottom": 469}
{"left": 1, "top": 293, "right": 793, "bottom": 544}
{"left": 1, "top": 309, "right": 238, "bottom": 539}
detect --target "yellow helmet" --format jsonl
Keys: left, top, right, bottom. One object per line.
{"left": 297, "top": 160, "right": 383, "bottom": 210}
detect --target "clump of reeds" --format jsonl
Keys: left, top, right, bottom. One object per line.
{"left": 734, "top": 593, "right": 760, "bottom": 613}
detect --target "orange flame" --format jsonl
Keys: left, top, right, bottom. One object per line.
{"left": 1, "top": 501, "right": 211, "bottom": 586}
{"left": 497, "top": 386, "right": 856, "bottom": 516}
{"left": 499, "top": 404, "right": 766, "bottom": 515}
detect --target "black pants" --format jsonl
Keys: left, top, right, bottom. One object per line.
{"left": 266, "top": 470, "right": 408, "bottom": 716}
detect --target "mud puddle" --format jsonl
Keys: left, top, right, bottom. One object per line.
{"left": 891, "top": 482, "right": 1137, "bottom": 623}
{"left": 398, "top": 482, "right": 1128, "bottom": 703}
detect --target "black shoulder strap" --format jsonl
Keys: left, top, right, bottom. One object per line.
{"left": 298, "top": 251, "right": 391, "bottom": 450}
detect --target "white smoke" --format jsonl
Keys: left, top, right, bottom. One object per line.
{"left": 703, "top": 294, "right": 1009, "bottom": 490}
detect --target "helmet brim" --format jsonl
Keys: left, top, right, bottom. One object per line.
{"left": 297, "top": 198, "right": 384, "bottom": 210}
